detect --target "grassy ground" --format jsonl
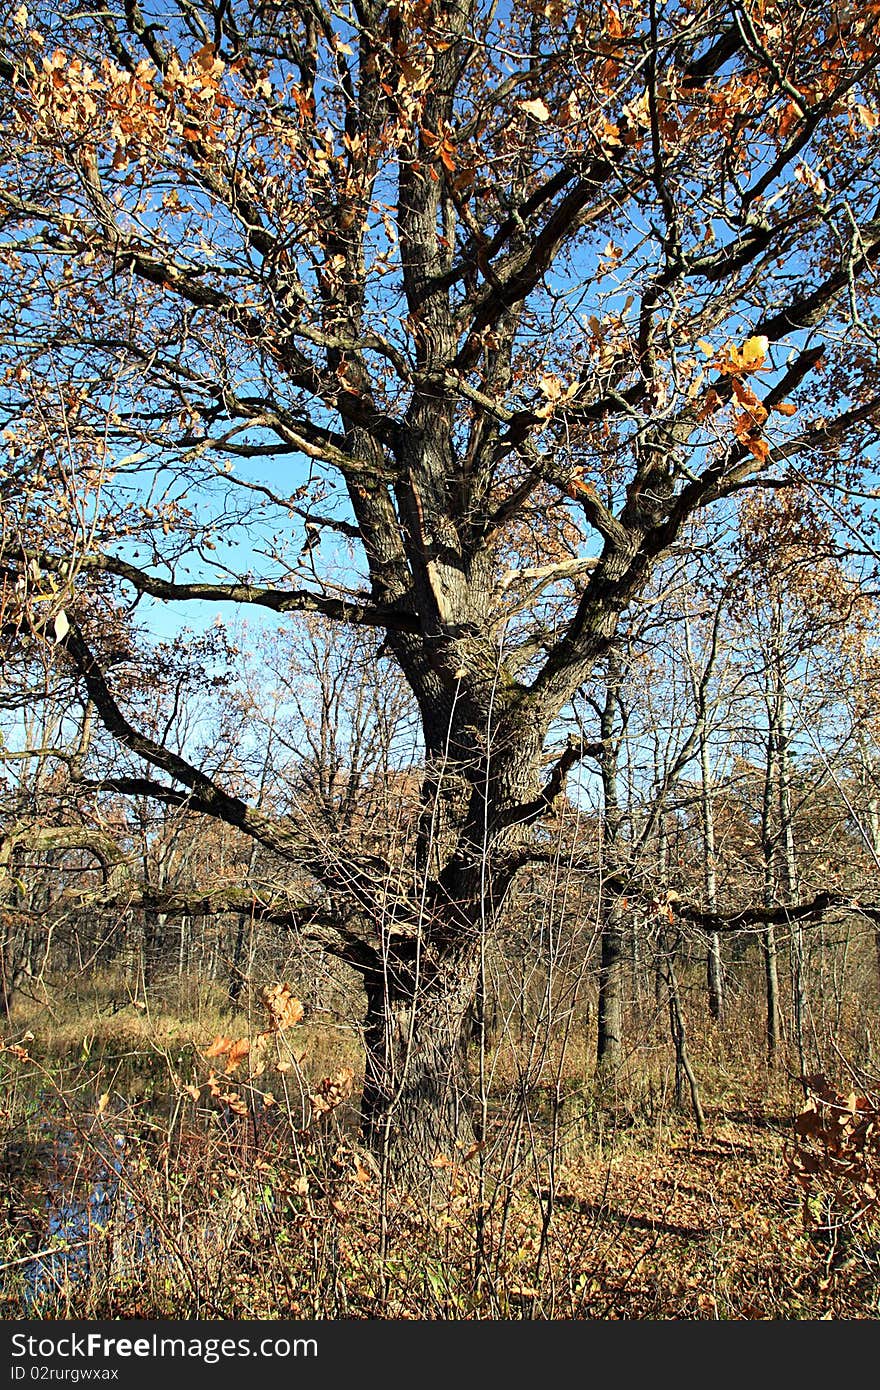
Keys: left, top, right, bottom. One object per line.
{"left": 1, "top": 977, "right": 878, "bottom": 1319}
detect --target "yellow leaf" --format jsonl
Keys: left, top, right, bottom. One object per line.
{"left": 697, "top": 338, "right": 715, "bottom": 357}
{"left": 97, "top": 1092, "right": 110, "bottom": 1115}
{"left": 739, "top": 334, "right": 769, "bottom": 370}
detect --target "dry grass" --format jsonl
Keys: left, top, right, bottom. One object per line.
{"left": 1, "top": 976, "right": 879, "bottom": 1320}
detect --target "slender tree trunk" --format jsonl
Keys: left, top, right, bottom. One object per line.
{"left": 761, "top": 725, "right": 782, "bottom": 1068}
{"left": 699, "top": 731, "right": 723, "bottom": 1023}
{"left": 0, "top": 848, "right": 27, "bottom": 1016}
{"left": 654, "top": 814, "right": 669, "bottom": 1006}
{"left": 228, "top": 913, "right": 247, "bottom": 1006}
{"left": 869, "top": 795, "right": 880, "bottom": 995}
{"left": 777, "top": 687, "right": 806, "bottom": 1081}
{"left": 661, "top": 929, "right": 705, "bottom": 1132}
{"left": 684, "top": 605, "right": 723, "bottom": 1023}
{"left": 597, "top": 898, "right": 626, "bottom": 1069}
{"left": 761, "top": 602, "right": 804, "bottom": 1079}
{"left": 762, "top": 921, "right": 781, "bottom": 1067}
{"left": 177, "top": 913, "right": 189, "bottom": 981}
{"left": 596, "top": 651, "right": 626, "bottom": 1071}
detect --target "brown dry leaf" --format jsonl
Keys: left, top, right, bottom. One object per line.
{"left": 204, "top": 1033, "right": 250, "bottom": 1070}
{"left": 193, "top": 42, "right": 216, "bottom": 70}
{"left": 309, "top": 1067, "right": 354, "bottom": 1120}
{"left": 745, "top": 436, "right": 770, "bottom": 463}
{"left": 354, "top": 1157, "right": 373, "bottom": 1186}
{"left": 261, "top": 982, "right": 304, "bottom": 1033}
{"left": 249, "top": 1032, "right": 269, "bottom": 1078}
{"left": 226, "top": 1038, "right": 251, "bottom": 1071}
{"left": 730, "top": 376, "right": 762, "bottom": 410}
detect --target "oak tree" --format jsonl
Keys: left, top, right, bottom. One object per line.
{"left": 4, "top": 0, "right": 880, "bottom": 1181}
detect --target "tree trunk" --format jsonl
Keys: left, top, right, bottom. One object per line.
{"left": 597, "top": 901, "right": 625, "bottom": 1069}
{"left": 596, "top": 650, "right": 626, "bottom": 1070}
{"left": 761, "top": 701, "right": 782, "bottom": 1068}
{"left": 661, "top": 929, "right": 705, "bottom": 1132}
{"left": 777, "top": 703, "right": 806, "bottom": 1081}
{"left": 700, "top": 732, "right": 723, "bottom": 1022}
{"left": 228, "top": 913, "right": 247, "bottom": 1006}
{"left": 685, "top": 607, "right": 724, "bottom": 1024}
{"left": 868, "top": 794, "right": 880, "bottom": 998}
{"left": 360, "top": 947, "right": 479, "bottom": 1190}
{"left": 763, "top": 916, "right": 781, "bottom": 1069}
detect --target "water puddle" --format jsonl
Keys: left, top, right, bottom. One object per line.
{"left": 6, "top": 1125, "right": 151, "bottom": 1307}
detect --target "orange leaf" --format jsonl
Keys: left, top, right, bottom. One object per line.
{"left": 565, "top": 473, "right": 596, "bottom": 499}
{"left": 730, "top": 377, "right": 760, "bottom": 408}
{"left": 226, "top": 1038, "right": 251, "bottom": 1070}
{"left": 746, "top": 436, "right": 770, "bottom": 462}
{"left": 194, "top": 42, "right": 216, "bottom": 70}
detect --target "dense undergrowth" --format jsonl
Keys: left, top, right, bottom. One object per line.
{"left": 2, "top": 974, "right": 879, "bottom": 1320}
